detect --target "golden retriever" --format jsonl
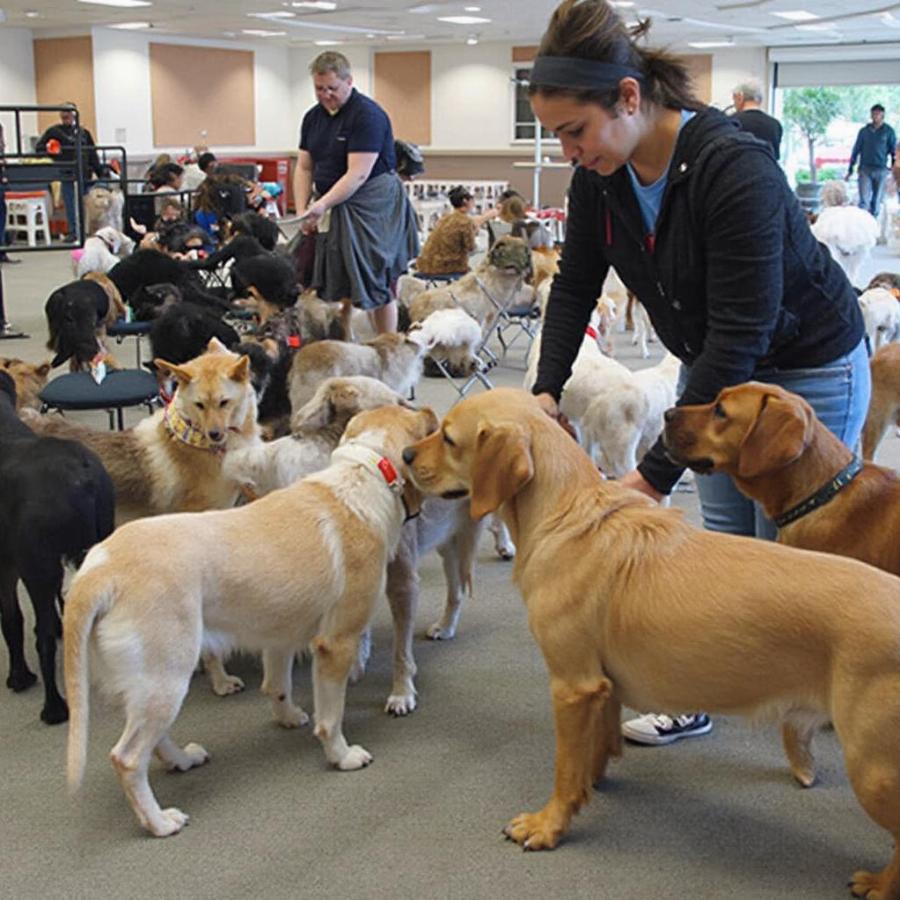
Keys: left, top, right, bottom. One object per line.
{"left": 663, "top": 381, "right": 900, "bottom": 577}
{"left": 402, "top": 387, "right": 900, "bottom": 899}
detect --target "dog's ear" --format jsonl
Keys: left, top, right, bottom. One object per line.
{"left": 153, "top": 358, "right": 192, "bottom": 386}
{"left": 418, "top": 406, "right": 440, "bottom": 434}
{"left": 206, "top": 337, "right": 230, "bottom": 355}
{"left": 230, "top": 355, "right": 251, "bottom": 383}
{"left": 35, "top": 361, "right": 52, "bottom": 379}
{"left": 737, "top": 393, "right": 813, "bottom": 479}
{"left": 470, "top": 421, "right": 533, "bottom": 520}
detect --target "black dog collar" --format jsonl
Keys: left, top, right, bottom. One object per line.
{"left": 773, "top": 456, "right": 864, "bottom": 528}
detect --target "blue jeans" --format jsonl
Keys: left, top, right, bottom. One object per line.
{"left": 858, "top": 166, "right": 889, "bottom": 218}
{"left": 679, "top": 339, "right": 871, "bottom": 540}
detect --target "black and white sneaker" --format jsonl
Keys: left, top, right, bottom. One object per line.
{"left": 621, "top": 713, "right": 712, "bottom": 746}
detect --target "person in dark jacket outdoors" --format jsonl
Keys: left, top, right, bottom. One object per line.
{"left": 528, "top": 0, "right": 870, "bottom": 747}
{"left": 36, "top": 103, "right": 104, "bottom": 240}
{"left": 846, "top": 103, "right": 897, "bottom": 219}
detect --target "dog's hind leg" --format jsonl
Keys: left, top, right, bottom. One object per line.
{"left": 0, "top": 562, "right": 37, "bottom": 693}
{"left": 311, "top": 632, "right": 372, "bottom": 769}
{"left": 154, "top": 736, "right": 210, "bottom": 773}
{"left": 19, "top": 558, "right": 68, "bottom": 724}
{"left": 385, "top": 537, "right": 419, "bottom": 715}
{"left": 429, "top": 518, "right": 482, "bottom": 641}
{"left": 202, "top": 651, "right": 245, "bottom": 696}
{"left": 111, "top": 684, "right": 194, "bottom": 837}
{"left": 261, "top": 648, "right": 309, "bottom": 728}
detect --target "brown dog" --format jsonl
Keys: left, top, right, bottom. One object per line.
{"left": 863, "top": 344, "right": 900, "bottom": 462}
{"left": 0, "top": 358, "right": 51, "bottom": 410}
{"left": 403, "top": 387, "right": 900, "bottom": 899}
{"left": 664, "top": 381, "right": 900, "bottom": 578}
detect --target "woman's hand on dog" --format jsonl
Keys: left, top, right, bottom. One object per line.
{"left": 534, "top": 392, "right": 578, "bottom": 442}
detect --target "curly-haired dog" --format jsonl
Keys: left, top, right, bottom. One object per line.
{"left": 64, "top": 403, "right": 436, "bottom": 836}
{"left": 0, "top": 371, "right": 114, "bottom": 725}
{"left": 84, "top": 185, "right": 125, "bottom": 235}
{"left": 403, "top": 388, "right": 900, "bottom": 899}
{"left": 76, "top": 227, "right": 134, "bottom": 278}
{"left": 45, "top": 273, "right": 127, "bottom": 371}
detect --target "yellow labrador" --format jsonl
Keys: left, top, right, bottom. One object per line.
{"left": 403, "top": 388, "right": 900, "bottom": 900}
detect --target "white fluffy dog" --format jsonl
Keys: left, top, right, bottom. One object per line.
{"left": 75, "top": 226, "right": 133, "bottom": 277}
{"left": 859, "top": 287, "right": 900, "bottom": 352}
{"left": 811, "top": 188, "right": 879, "bottom": 287}
{"left": 580, "top": 353, "right": 681, "bottom": 477}
{"left": 84, "top": 185, "right": 126, "bottom": 235}
{"left": 407, "top": 308, "right": 484, "bottom": 375}
{"left": 524, "top": 304, "right": 632, "bottom": 437}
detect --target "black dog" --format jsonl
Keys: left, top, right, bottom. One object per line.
{"left": 45, "top": 277, "right": 120, "bottom": 370}
{"left": 109, "top": 249, "right": 229, "bottom": 315}
{"left": 149, "top": 302, "right": 240, "bottom": 366}
{"left": 0, "top": 372, "right": 115, "bottom": 723}
{"left": 130, "top": 282, "right": 184, "bottom": 322}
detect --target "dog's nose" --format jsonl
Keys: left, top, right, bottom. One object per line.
{"left": 664, "top": 407, "right": 678, "bottom": 423}
{"left": 208, "top": 429, "right": 224, "bottom": 442}
{"left": 402, "top": 446, "right": 417, "bottom": 465}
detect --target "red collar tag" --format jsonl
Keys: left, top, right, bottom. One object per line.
{"left": 376, "top": 456, "right": 398, "bottom": 486}
{"left": 287, "top": 335, "right": 302, "bottom": 349}
{"left": 585, "top": 325, "right": 598, "bottom": 340}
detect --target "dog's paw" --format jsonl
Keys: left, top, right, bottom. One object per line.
{"left": 211, "top": 674, "right": 245, "bottom": 697}
{"left": 336, "top": 745, "right": 372, "bottom": 771}
{"left": 385, "top": 692, "right": 417, "bottom": 717}
{"left": 276, "top": 705, "right": 310, "bottom": 729}
{"left": 7, "top": 669, "right": 37, "bottom": 692}
{"left": 426, "top": 622, "right": 457, "bottom": 641}
{"left": 502, "top": 811, "right": 563, "bottom": 851}
{"left": 41, "top": 700, "right": 69, "bottom": 725}
{"left": 849, "top": 868, "right": 892, "bottom": 898}
{"left": 150, "top": 807, "right": 190, "bottom": 837}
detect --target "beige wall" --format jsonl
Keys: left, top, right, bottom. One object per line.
{"left": 33, "top": 36, "right": 97, "bottom": 135}
{"left": 374, "top": 51, "right": 432, "bottom": 146}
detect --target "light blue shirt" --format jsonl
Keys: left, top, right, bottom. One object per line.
{"left": 626, "top": 109, "right": 696, "bottom": 234}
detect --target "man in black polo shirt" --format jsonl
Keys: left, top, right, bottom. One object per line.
{"left": 294, "top": 52, "right": 419, "bottom": 334}
{"left": 847, "top": 104, "right": 897, "bottom": 219}
{"left": 731, "top": 81, "right": 782, "bottom": 160}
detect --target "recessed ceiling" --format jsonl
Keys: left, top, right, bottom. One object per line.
{"left": 2, "top": 0, "right": 900, "bottom": 48}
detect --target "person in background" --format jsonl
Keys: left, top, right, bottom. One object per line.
{"left": 528, "top": 0, "right": 868, "bottom": 747}
{"left": 294, "top": 51, "right": 419, "bottom": 334}
{"left": 148, "top": 163, "right": 185, "bottom": 194}
{"left": 35, "top": 103, "right": 104, "bottom": 241}
{"left": 731, "top": 80, "right": 782, "bottom": 160}
{"left": 488, "top": 189, "right": 529, "bottom": 243}
{"left": 181, "top": 147, "right": 214, "bottom": 191}
{"left": 847, "top": 104, "right": 897, "bottom": 220}
{"left": 415, "top": 185, "right": 498, "bottom": 275}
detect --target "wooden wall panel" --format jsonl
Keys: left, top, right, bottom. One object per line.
{"left": 33, "top": 37, "right": 96, "bottom": 135}
{"left": 149, "top": 44, "right": 255, "bottom": 147}
{"left": 512, "top": 46, "right": 539, "bottom": 63}
{"left": 373, "top": 51, "right": 431, "bottom": 146}
{"left": 681, "top": 53, "right": 713, "bottom": 104}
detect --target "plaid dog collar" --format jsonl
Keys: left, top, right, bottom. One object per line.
{"left": 773, "top": 456, "right": 864, "bottom": 528}
{"left": 163, "top": 402, "right": 227, "bottom": 454}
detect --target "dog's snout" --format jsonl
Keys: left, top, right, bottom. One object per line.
{"left": 208, "top": 429, "right": 224, "bottom": 442}
{"left": 664, "top": 407, "right": 678, "bottom": 423}
{"left": 402, "top": 446, "right": 417, "bottom": 465}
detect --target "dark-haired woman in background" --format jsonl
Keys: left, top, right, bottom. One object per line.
{"left": 528, "top": 0, "right": 869, "bottom": 746}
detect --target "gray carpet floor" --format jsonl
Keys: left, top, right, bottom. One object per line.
{"left": 1, "top": 244, "right": 898, "bottom": 899}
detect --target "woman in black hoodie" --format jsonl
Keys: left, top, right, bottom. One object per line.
{"left": 528, "top": 0, "right": 870, "bottom": 746}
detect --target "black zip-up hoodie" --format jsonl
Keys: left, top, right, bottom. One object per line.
{"left": 532, "top": 107, "right": 864, "bottom": 494}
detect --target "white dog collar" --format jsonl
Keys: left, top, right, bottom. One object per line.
{"left": 332, "top": 443, "right": 404, "bottom": 495}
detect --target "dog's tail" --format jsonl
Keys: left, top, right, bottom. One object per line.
{"left": 64, "top": 549, "right": 113, "bottom": 793}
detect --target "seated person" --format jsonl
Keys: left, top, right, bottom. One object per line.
{"left": 415, "top": 185, "right": 498, "bottom": 275}
{"left": 193, "top": 172, "right": 250, "bottom": 246}
{"left": 487, "top": 189, "right": 528, "bottom": 244}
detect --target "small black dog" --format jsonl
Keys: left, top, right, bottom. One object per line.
{"left": 130, "top": 282, "right": 183, "bottom": 322}
{"left": 45, "top": 274, "right": 125, "bottom": 370}
{"left": 0, "top": 372, "right": 115, "bottom": 723}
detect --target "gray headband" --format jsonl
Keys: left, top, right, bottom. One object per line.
{"left": 529, "top": 56, "right": 644, "bottom": 90}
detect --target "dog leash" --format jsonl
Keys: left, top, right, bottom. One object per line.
{"left": 772, "top": 456, "right": 864, "bottom": 528}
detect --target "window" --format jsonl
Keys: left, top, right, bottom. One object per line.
{"left": 512, "top": 66, "right": 555, "bottom": 142}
